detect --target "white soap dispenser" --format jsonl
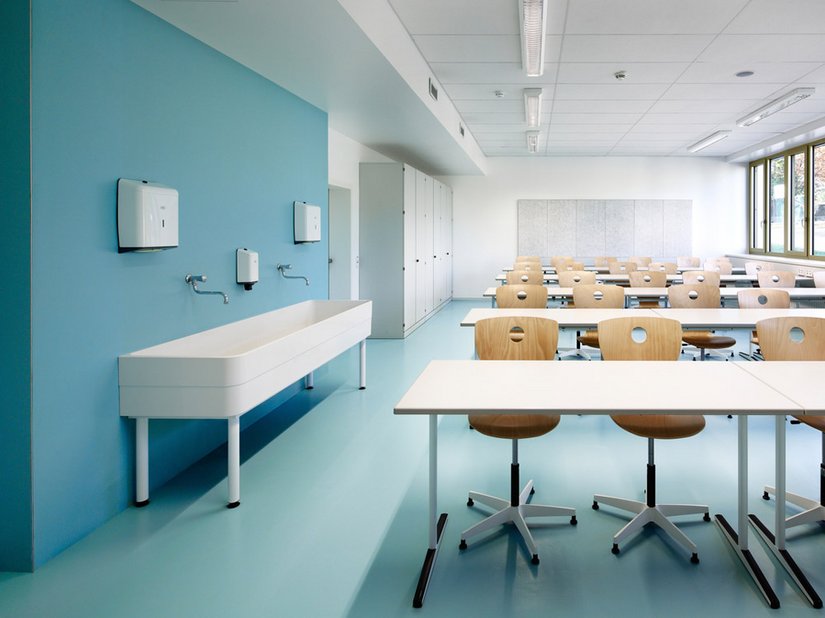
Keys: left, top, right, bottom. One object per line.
{"left": 117, "top": 178, "right": 179, "bottom": 252}
{"left": 236, "top": 248, "right": 259, "bottom": 290}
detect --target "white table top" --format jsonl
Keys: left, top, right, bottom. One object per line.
{"left": 502, "top": 265, "right": 747, "bottom": 275}
{"left": 483, "top": 286, "right": 825, "bottom": 302}
{"left": 496, "top": 273, "right": 805, "bottom": 284}
{"left": 394, "top": 360, "right": 802, "bottom": 416}
{"left": 736, "top": 362, "right": 825, "bottom": 414}
{"left": 651, "top": 307, "right": 825, "bottom": 328}
{"left": 461, "top": 307, "right": 657, "bottom": 327}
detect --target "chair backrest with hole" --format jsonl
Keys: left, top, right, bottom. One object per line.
{"left": 629, "top": 256, "right": 652, "bottom": 267}
{"left": 648, "top": 262, "right": 677, "bottom": 273}
{"left": 704, "top": 259, "right": 733, "bottom": 274}
{"left": 475, "top": 316, "right": 559, "bottom": 361}
{"left": 516, "top": 256, "right": 541, "bottom": 263}
{"left": 680, "top": 270, "right": 721, "bottom": 286}
{"left": 495, "top": 284, "right": 547, "bottom": 309}
{"left": 757, "top": 270, "right": 796, "bottom": 288}
{"left": 594, "top": 256, "right": 617, "bottom": 267}
{"left": 814, "top": 272, "right": 825, "bottom": 288}
{"left": 677, "top": 256, "right": 701, "bottom": 269}
{"left": 628, "top": 270, "right": 667, "bottom": 287}
{"left": 608, "top": 261, "right": 638, "bottom": 274}
{"left": 557, "top": 270, "right": 596, "bottom": 287}
{"left": 550, "top": 256, "right": 574, "bottom": 268}
{"left": 668, "top": 282, "right": 721, "bottom": 308}
{"left": 572, "top": 284, "right": 625, "bottom": 308}
{"left": 744, "top": 261, "right": 764, "bottom": 277}
{"left": 557, "top": 261, "right": 585, "bottom": 271}
{"left": 755, "top": 317, "right": 825, "bottom": 361}
{"left": 737, "top": 288, "right": 790, "bottom": 309}
{"left": 506, "top": 270, "right": 544, "bottom": 285}
{"left": 597, "top": 317, "right": 682, "bottom": 361}
{"left": 513, "top": 261, "right": 540, "bottom": 271}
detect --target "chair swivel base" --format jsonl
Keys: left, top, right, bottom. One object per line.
{"left": 592, "top": 494, "right": 709, "bottom": 562}
{"left": 763, "top": 485, "right": 825, "bottom": 528}
{"left": 460, "top": 479, "right": 576, "bottom": 565}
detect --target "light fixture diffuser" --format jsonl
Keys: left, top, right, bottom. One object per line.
{"left": 523, "top": 88, "right": 543, "bottom": 128}
{"left": 519, "top": 0, "right": 548, "bottom": 77}
{"left": 736, "top": 88, "right": 815, "bottom": 127}
{"left": 526, "top": 131, "right": 540, "bottom": 153}
{"left": 686, "top": 130, "right": 731, "bottom": 153}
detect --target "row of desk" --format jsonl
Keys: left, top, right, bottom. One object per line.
{"left": 395, "top": 306, "right": 825, "bottom": 609}
{"left": 495, "top": 272, "right": 808, "bottom": 285}
{"left": 502, "top": 264, "right": 747, "bottom": 275}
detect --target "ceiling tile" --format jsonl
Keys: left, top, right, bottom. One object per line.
{"left": 552, "top": 99, "right": 655, "bottom": 113}
{"left": 431, "top": 62, "right": 558, "bottom": 84}
{"left": 678, "top": 62, "right": 823, "bottom": 84}
{"left": 555, "top": 83, "right": 670, "bottom": 100}
{"left": 551, "top": 113, "right": 644, "bottom": 124}
{"left": 557, "top": 62, "right": 689, "bottom": 84}
{"left": 455, "top": 99, "right": 524, "bottom": 113}
{"left": 561, "top": 35, "right": 713, "bottom": 63}
{"left": 724, "top": 0, "right": 825, "bottom": 35}
{"left": 662, "top": 83, "right": 786, "bottom": 100}
{"left": 564, "top": 0, "right": 749, "bottom": 34}
{"left": 413, "top": 35, "right": 521, "bottom": 63}
{"left": 647, "top": 99, "right": 757, "bottom": 113}
{"left": 699, "top": 35, "right": 825, "bottom": 63}
{"left": 549, "top": 123, "right": 635, "bottom": 134}
{"left": 636, "top": 113, "right": 732, "bottom": 125}
{"left": 387, "top": 0, "right": 519, "bottom": 35}
{"left": 463, "top": 111, "right": 529, "bottom": 124}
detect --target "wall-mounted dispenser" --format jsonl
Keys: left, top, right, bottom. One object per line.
{"left": 293, "top": 201, "right": 321, "bottom": 244}
{"left": 236, "top": 248, "right": 259, "bottom": 290}
{"left": 117, "top": 179, "right": 179, "bottom": 252}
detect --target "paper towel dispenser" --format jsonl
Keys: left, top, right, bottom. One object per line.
{"left": 117, "top": 178, "right": 179, "bottom": 252}
{"left": 293, "top": 201, "right": 321, "bottom": 244}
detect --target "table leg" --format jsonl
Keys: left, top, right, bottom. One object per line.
{"left": 227, "top": 416, "right": 241, "bottom": 508}
{"left": 359, "top": 339, "right": 366, "bottom": 390}
{"left": 748, "top": 415, "right": 822, "bottom": 608}
{"left": 715, "top": 414, "right": 780, "bottom": 609}
{"left": 135, "top": 417, "right": 149, "bottom": 507}
{"left": 412, "top": 414, "right": 448, "bottom": 608}
{"left": 305, "top": 372, "right": 314, "bottom": 390}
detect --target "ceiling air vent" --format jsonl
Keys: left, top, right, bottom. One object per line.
{"left": 428, "top": 78, "right": 438, "bottom": 101}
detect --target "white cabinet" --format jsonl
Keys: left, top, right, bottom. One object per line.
{"left": 359, "top": 162, "right": 452, "bottom": 338}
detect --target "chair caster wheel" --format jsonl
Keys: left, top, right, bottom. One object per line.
{"left": 592, "top": 501, "right": 599, "bottom": 510}
{"left": 531, "top": 554, "right": 540, "bottom": 565}
{"left": 703, "top": 513, "right": 711, "bottom": 522}
{"left": 459, "top": 539, "right": 467, "bottom": 550}
{"left": 467, "top": 497, "right": 474, "bottom": 507}
{"left": 690, "top": 553, "right": 700, "bottom": 564}
{"left": 762, "top": 491, "right": 770, "bottom": 501}
{"left": 611, "top": 544, "right": 620, "bottom": 555}
{"left": 570, "top": 515, "right": 577, "bottom": 525}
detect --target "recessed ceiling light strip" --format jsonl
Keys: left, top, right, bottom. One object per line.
{"left": 523, "top": 88, "right": 543, "bottom": 128}
{"left": 686, "top": 130, "right": 731, "bottom": 153}
{"left": 519, "top": 0, "right": 548, "bottom": 77}
{"left": 737, "top": 88, "right": 815, "bottom": 127}
{"left": 526, "top": 130, "right": 540, "bottom": 153}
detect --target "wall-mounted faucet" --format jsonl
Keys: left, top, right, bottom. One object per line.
{"left": 277, "top": 263, "right": 310, "bottom": 286}
{"left": 185, "top": 274, "right": 229, "bottom": 304}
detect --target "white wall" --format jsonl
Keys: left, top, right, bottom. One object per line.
{"left": 442, "top": 156, "right": 748, "bottom": 298}
{"left": 328, "top": 127, "right": 392, "bottom": 299}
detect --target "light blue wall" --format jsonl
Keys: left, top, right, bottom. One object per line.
{"left": 0, "top": 0, "right": 34, "bottom": 572}
{"left": 28, "top": 0, "right": 328, "bottom": 566}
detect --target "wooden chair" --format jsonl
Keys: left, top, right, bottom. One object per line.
{"left": 560, "top": 284, "right": 625, "bottom": 360}
{"left": 648, "top": 261, "right": 678, "bottom": 274}
{"left": 608, "top": 261, "right": 638, "bottom": 274}
{"left": 495, "top": 284, "right": 547, "bottom": 309}
{"left": 681, "top": 270, "right": 720, "bottom": 287}
{"left": 550, "top": 256, "right": 574, "bottom": 269}
{"left": 668, "top": 283, "right": 735, "bottom": 360}
{"left": 592, "top": 316, "right": 709, "bottom": 563}
{"left": 594, "top": 256, "right": 617, "bottom": 267}
{"left": 744, "top": 261, "right": 764, "bottom": 277}
{"left": 506, "top": 270, "right": 544, "bottom": 285}
{"left": 676, "top": 256, "right": 701, "bottom": 270}
{"left": 628, "top": 271, "right": 667, "bottom": 308}
{"left": 557, "top": 261, "right": 585, "bottom": 272}
{"left": 704, "top": 259, "right": 733, "bottom": 275}
{"left": 757, "top": 270, "right": 796, "bottom": 288}
{"left": 557, "top": 270, "right": 596, "bottom": 287}
{"left": 756, "top": 317, "right": 825, "bottom": 531}
{"left": 814, "top": 272, "right": 825, "bottom": 288}
{"left": 629, "top": 256, "right": 652, "bottom": 267}
{"left": 513, "top": 261, "right": 540, "bottom": 271}
{"left": 460, "top": 317, "right": 576, "bottom": 565}
{"left": 516, "top": 255, "right": 541, "bottom": 263}
{"left": 737, "top": 288, "right": 791, "bottom": 358}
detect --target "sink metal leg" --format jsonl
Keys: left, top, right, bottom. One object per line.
{"left": 135, "top": 417, "right": 149, "bottom": 507}
{"left": 227, "top": 416, "right": 240, "bottom": 508}
{"left": 305, "top": 372, "right": 314, "bottom": 389}
{"left": 359, "top": 339, "right": 367, "bottom": 390}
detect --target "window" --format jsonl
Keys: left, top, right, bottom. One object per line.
{"left": 750, "top": 140, "right": 823, "bottom": 259}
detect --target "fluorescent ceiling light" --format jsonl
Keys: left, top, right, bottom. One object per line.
{"left": 686, "top": 130, "right": 731, "bottom": 153}
{"left": 524, "top": 88, "right": 543, "bottom": 128}
{"left": 526, "top": 131, "right": 540, "bottom": 153}
{"left": 519, "top": 0, "right": 548, "bottom": 77}
{"left": 736, "top": 88, "right": 815, "bottom": 127}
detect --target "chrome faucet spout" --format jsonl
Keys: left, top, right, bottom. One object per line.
{"left": 185, "top": 274, "right": 230, "bottom": 304}
{"left": 277, "top": 263, "right": 310, "bottom": 286}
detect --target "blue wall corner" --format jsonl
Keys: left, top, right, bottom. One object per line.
{"left": 29, "top": 0, "right": 329, "bottom": 566}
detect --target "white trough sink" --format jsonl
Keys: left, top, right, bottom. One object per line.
{"left": 118, "top": 299, "right": 372, "bottom": 507}
{"left": 119, "top": 300, "right": 372, "bottom": 418}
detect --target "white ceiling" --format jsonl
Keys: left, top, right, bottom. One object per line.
{"left": 390, "top": 0, "right": 825, "bottom": 158}
{"left": 132, "top": 0, "right": 825, "bottom": 170}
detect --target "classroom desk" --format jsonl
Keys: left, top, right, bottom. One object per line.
{"left": 461, "top": 307, "right": 658, "bottom": 327}
{"left": 495, "top": 273, "right": 794, "bottom": 285}
{"left": 395, "top": 360, "right": 811, "bottom": 609}
{"left": 501, "top": 265, "right": 747, "bottom": 275}
{"left": 651, "top": 307, "right": 825, "bottom": 327}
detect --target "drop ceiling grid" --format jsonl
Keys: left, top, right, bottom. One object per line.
{"left": 389, "top": 0, "right": 825, "bottom": 157}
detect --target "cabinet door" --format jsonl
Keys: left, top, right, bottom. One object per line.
{"left": 415, "top": 171, "right": 434, "bottom": 320}
{"left": 433, "top": 181, "right": 444, "bottom": 305}
{"left": 402, "top": 166, "right": 417, "bottom": 330}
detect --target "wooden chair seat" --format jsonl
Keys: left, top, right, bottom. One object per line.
{"left": 681, "top": 331, "right": 736, "bottom": 349}
{"left": 611, "top": 414, "right": 706, "bottom": 440}
{"left": 796, "top": 415, "right": 825, "bottom": 432}
{"left": 469, "top": 413, "right": 561, "bottom": 439}
{"left": 577, "top": 330, "right": 599, "bottom": 348}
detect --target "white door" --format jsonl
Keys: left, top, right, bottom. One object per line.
{"left": 328, "top": 185, "right": 352, "bottom": 300}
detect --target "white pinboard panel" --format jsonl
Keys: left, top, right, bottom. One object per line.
{"left": 663, "top": 199, "right": 693, "bottom": 257}
{"left": 517, "top": 200, "right": 549, "bottom": 258}
{"left": 604, "top": 200, "right": 634, "bottom": 256}
{"left": 576, "top": 200, "right": 606, "bottom": 257}
{"left": 634, "top": 200, "right": 664, "bottom": 257}
{"left": 547, "top": 200, "right": 577, "bottom": 256}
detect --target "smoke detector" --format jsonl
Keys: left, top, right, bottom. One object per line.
{"left": 614, "top": 70, "right": 628, "bottom": 81}
{"left": 494, "top": 90, "right": 505, "bottom": 98}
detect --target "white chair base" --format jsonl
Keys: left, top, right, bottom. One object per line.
{"left": 460, "top": 479, "right": 576, "bottom": 564}
{"left": 681, "top": 346, "right": 735, "bottom": 361}
{"left": 763, "top": 485, "right": 825, "bottom": 528}
{"left": 592, "top": 493, "right": 709, "bottom": 562}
